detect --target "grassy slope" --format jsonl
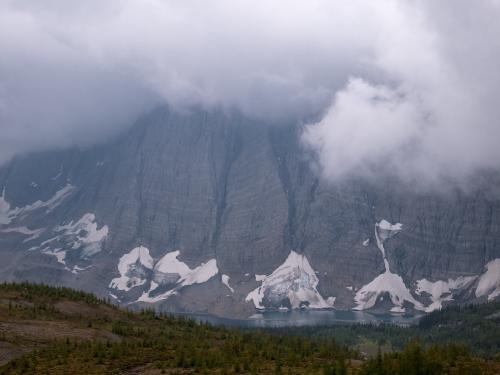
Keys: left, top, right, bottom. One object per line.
{"left": 0, "top": 282, "right": 498, "bottom": 374}
{"left": 0, "top": 283, "right": 354, "bottom": 374}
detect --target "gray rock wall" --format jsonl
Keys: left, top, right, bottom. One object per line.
{"left": 0, "top": 107, "right": 499, "bottom": 316}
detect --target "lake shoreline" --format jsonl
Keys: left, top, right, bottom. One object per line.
{"left": 174, "top": 309, "right": 423, "bottom": 328}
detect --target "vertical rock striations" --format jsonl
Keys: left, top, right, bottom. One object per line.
{"left": 0, "top": 107, "right": 499, "bottom": 317}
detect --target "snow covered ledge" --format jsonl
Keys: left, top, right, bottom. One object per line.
{"left": 246, "top": 251, "right": 335, "bottom": 310}
{"left": 354, "top": 219, "right": 424, "bottom": 313}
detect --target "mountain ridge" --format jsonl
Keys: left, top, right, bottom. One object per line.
{"left": 0, "top": 106, "right": 499, "bottom": 317}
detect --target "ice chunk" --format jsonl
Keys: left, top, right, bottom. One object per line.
{"left": 416, "top": 276, "right": 476, "bottom": 312}
{"left": 222, "top": 274, "right": 234, "bottom": 293}
{"left": 390, "top": 306, "right": 405, "bottom": 313}
{"left": 246, "top": 251, "right": 330, "bottom": 310}
{"left": 179, "top": 259, "right": 218, "bottom": 286}
{"left": 44, "top": 249, "right": 67, "bottom": 266}
{"left": 355, "top": 219, "right": 424, "bottom": 311}
{"left": 377, "top": 220, "right": 402, "bottom": 231}
{"left": 40, "top": 213, "right": 108, "bottom": 260}
{"left": 355, "top": 270, "right": 423, "bottom": 311}
{"left": 154, "top": 250, "right": 191, "bottom": 278}
{"left": 374, "top": 219, "right": 402, "bottom": 269}
{"left": 136, "top": 251, "right": 219, "bottom": 303}
{"left": 109, "top": 246, "right": 154, "bottom": 291}
{"left": 56, "top": 213, "right": 108, "bottom": 257}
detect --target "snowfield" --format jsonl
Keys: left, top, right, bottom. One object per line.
{"left": 137, "top": 251, "right": 218, "bottom": 303}
{"left": 416, "top": 276, "right": 477, "bottom": 312}
{"left": 109, "top": 246, "right": 154, "bottom": 291}
{"left": 0, "top": 184, "right": 74, "bottom": 225}
{"left": 107, "top": 249, "right": 219, "bottom": 303}
{"left": 246, "top": 251, "right": 332, "bottom": 310}
{"left": 38, "top": 213, "right": 108, "bottom": 272}
{"left": 354, "top": 220, "right": 424, "bottom": 312}
{"left": 222, "top": 274, "right": 234, "bottom": 293}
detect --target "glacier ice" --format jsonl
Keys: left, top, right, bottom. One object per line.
{"left": 246, "top": 251, "right": 330, "bottom": 310}
{"left": 109, "top": 246, "right": 154, "bottom": 291}
{"left": 354, "top": 220, "right": 424, "bottom": 311}
{"left": 39, "top": 213, "right": 108, "bottom": 270}
{"left": 221, "top": 274, "right": 234, "bottom": 293}
{"left": 55, "top": 213, "right": 109, "bottom": 258}
{"left": 416, "top": 276, "right": 477, "bottom": 312}
{"left": 136, "top": 250, "right": 219, "bottom": 303}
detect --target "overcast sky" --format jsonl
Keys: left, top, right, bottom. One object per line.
{"left": 1, "top": 0, "right": 499, "bottom": 185}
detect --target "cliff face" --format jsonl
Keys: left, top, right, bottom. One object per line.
{"left": 1, "top": 107, "right": 499, "bottom": 317}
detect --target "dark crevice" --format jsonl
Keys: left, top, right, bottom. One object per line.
{"left": 269, "top": 126, "right": 297, "bottom": 251}
{"left": 210, "top": 124, "right": 242, "bottom": 252}
{"left": 135, "top": 150, "right": 146, "bottom": 246}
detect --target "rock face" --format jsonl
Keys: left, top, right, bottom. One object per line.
{"left": 1, "top": 107, "right": 499, "bottom": 317}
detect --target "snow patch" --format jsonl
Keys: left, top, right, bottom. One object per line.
{"left": 362, "top": 239, "right": 370, "bottom": 247}
{"left": 245, "top": 251, "right": 331, "bottom": 310}
{"left": 222, "top": 274, "right": 234, "bottom": 293}
{"left": 255, "top": 274, "right": 266, "bottom": 282}
{"left": 390, "top": 306, "right": 406, "bottom": 313}
{"left": 416, "top": 276, "right": 477, "bottom": 312}
{"left": 355, "top": 220, "right": 424, "bottom": 311}
{"left": 179, "top": 259, "right": 218, "bottom": 286}
{"left": 475, "top": 259, "right": 500, "bottom": 301}
{"left": 0, "top": 184, "right": 74, "bottom": 225}
{"left": 355, "top": 271, "right": 423, "bottom": 311}
{"left": 40, "top": 213, "right": 108, "bottom": 261}
{"left": 55, "top": 213, "right": 108, "bottom": 258}
{"left": 72, "top": 265, "right": 92, "bottom": 274}
{"left": 135, "top": 250, "right": 219, "bottom": 303}
{"left": 0, "top": 226, "right": 44, "bottom": 242}
{"left": 154, "top": 250, "right": 191, "bottom": 278}
{"left": 44, "top": 249, "right": 67, "bottom": 266}
{"left": 109, "top": 246, "right": 154, "bottom": 291}
{"left": 377, "top": 220, "right": 402, "bottom": 232}
{"left": 0, "top": 187, "right": 13, "bottom": 225}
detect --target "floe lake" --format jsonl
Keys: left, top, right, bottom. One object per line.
{"left": 181, "top": 309, "right": 422, "bottom": 328}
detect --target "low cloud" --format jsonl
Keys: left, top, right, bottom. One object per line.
{"left": 302, "top": 0, "right": 500, "bottom": 185}
{"left": 1, "top": 0, "right": 499, "bottom": 185}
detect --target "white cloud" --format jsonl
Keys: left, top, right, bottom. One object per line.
{"left": 0, "top": 0, "right": 499, "bottom": 184}
{"left": 302, "top": 0, "right": 500, "bottom": 184}
{"left": 302, "top": 78, "right": 426, "bottom": 181}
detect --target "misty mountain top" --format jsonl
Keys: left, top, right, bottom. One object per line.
{"left": 1, "top": 1, "right": 500, "bottom": 187}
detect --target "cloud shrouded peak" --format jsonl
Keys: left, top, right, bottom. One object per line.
{"left": 1, "top": 0, "right": 499, "bottom": 185}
